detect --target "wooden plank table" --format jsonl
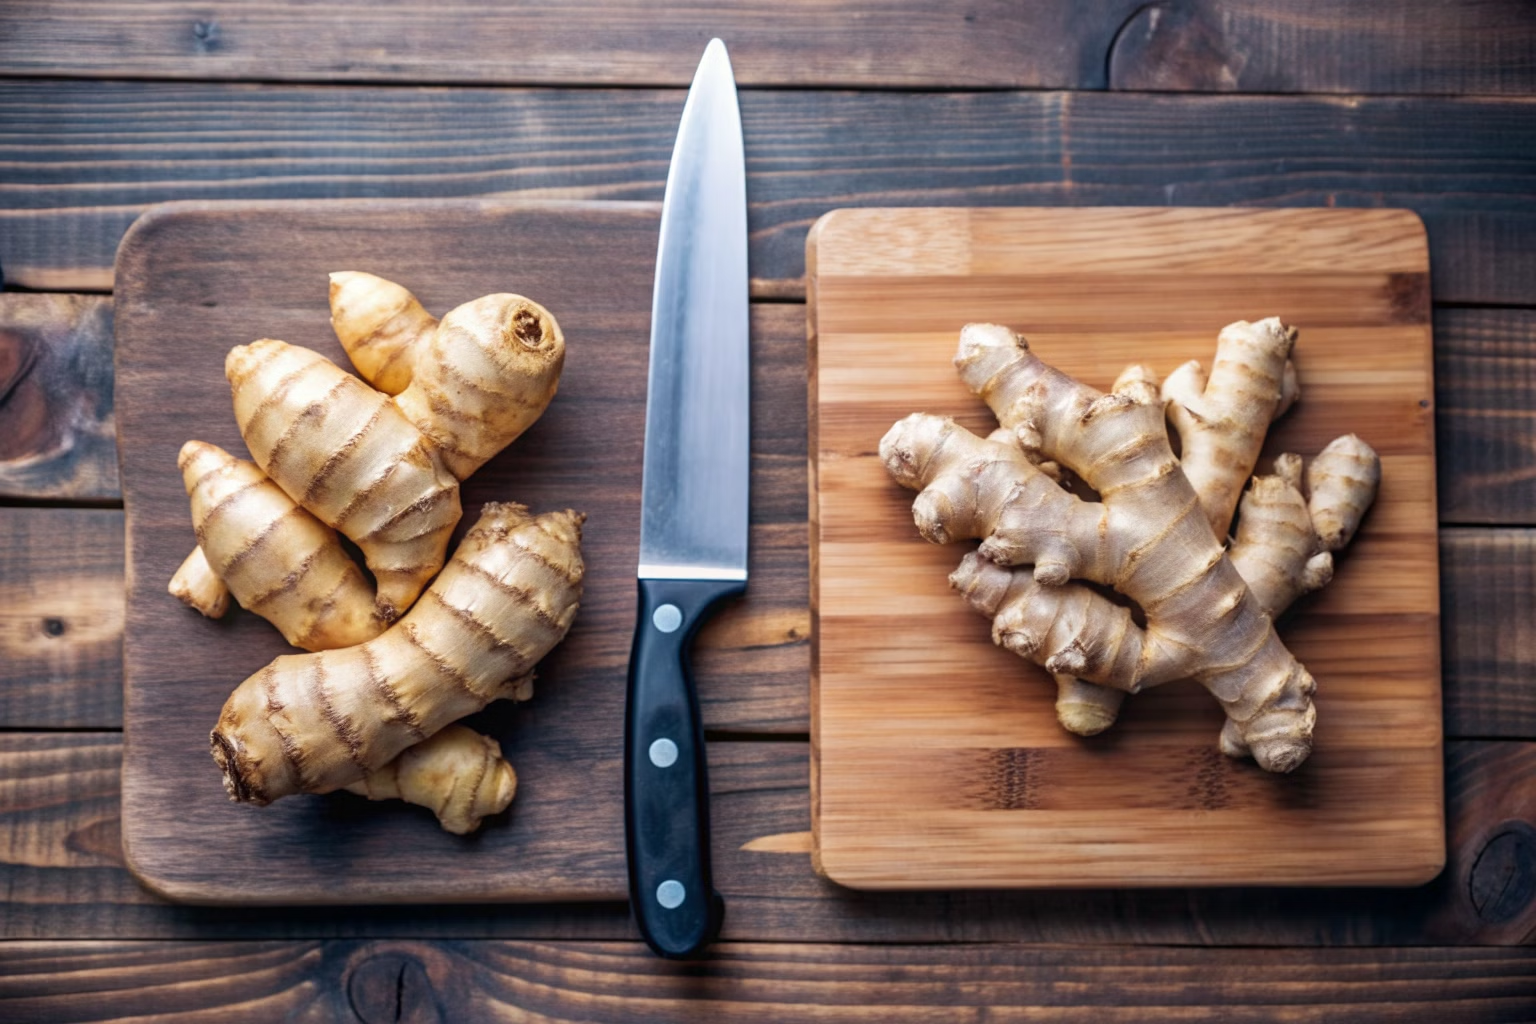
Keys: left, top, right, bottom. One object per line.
{"left": 1, "top": 3, "right": 1533, "bottom": 1019}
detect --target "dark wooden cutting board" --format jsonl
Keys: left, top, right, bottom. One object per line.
{"left": 809, "top": 207, "right": 1444, "bottom": 889}
{"left": 116, "top": 198, "right": 665, "bottom": 903}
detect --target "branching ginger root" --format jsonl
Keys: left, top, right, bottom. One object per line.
{"left": 344, "top": 723, "right": 518, "bottom": 835}
{"left": 211, "top": 503, "right": 584, "bottom": 805}
{"left": 326, "top": 272, "right": 565, "bottom": 480}
{"left": 882, "top": 324, "right": 1322, "bottom": 772}
{"left": 173, "top": 274, "right": 566, "bottom": 636}
{"left": 1045, "top": 321, "right": 1381, "bottom": 737}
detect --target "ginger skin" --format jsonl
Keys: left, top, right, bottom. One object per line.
{"left": 1060, "top": 356, "right": 1381, "bottom": 741}
{"left": 172, "top": 440, "right": 384, "bottom": 650}
{"left": 329, "top": 272, "right": 566, "bottom": 479}
{"left": 1161, "top": 318, "right": 1298, "bottom": 540}
{"left": 344, "top": 723, "right": 518, "bottom": 835}
{"left": 327, "top": 271, "right": 437, "bottom": 396}
{"left": 227, "top": 338, "right": 463, "bottom": 624}
{"left": 169, "top": 546, "right": 230, "bottom": 620}
{"left": 882, "top": 324, "right": 1320, "bottom": 772}
{"left": 211, "top": 503, "right": 584, "bottom": 806}
{"left": 176, "top": 274, "right": 565, "bottom": 630}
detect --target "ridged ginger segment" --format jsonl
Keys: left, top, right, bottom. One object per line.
{"left": 1307, "top": 434, "right": 1381, "bottom": 551}
{"left": 883, "top": 324, "right": 1322, "bottom": 773}
{"left": 1161, "top": 317, "right": 1298, "bottom": 540}
{"left": 226, "top": 339, "right": 462, "bottom": 622}
{"left": 168, "top": 546, "right": 230, "bottom": 620}
{"left": 172, "top": 440, "right": 384, "bottom": 650}
{"left": 330, "top": 272, "right": 566, "bottom": 480}
{"left": 344, "top": 723, "right": 518, "bottom": 835}
{"left": 176, "top": 274, "right": 566, "bottom": 637}
{"left": 211, "top": 503, "right": 585, "bottom": 806}
{"left": 327, "top": 271, "right": 438, "bottom": 396}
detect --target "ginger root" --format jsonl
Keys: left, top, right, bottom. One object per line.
{"left": 172, "top": 274, "right": 565, "bottom": 637}
{"left": 174, "top": 440, "right": 384, "bottom": 650}
{"left": 1048, "top": 336, "right": 1381, "bottom": 740}
{"left": 1161, "top": 317, "right": 1298, "bottom": 540}
{"left": 344, "top": 723, "right": 518, "bottom": 835}
{"left": 211, "top": 503, "right": 584, "bottom": 805}
{"left": 883, "top": 324, "right": 1325, "bottom": 772}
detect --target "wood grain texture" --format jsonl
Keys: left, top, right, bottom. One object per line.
{"left": 1442, "top": 530, "right": 1536, "bottom": 741}
{"left": 2, "top": 735, "right": 1532, "bottom": 945}
{"left": 0, "top": 294, "right": 116, "bottom": 500}
{"left": 4, "top": 84, "right": 1534, "bottom": 304}
{"left": 0, "top": 508, "right": 124, "bottom": 729}
{"left": 0, "top": 0, "right": 1138, "bottom": 88}
{"left": 1436, "top": 309, "right": 1536, "bottom": 526}
{"left": 1106, "top": 0, "right": 1536, "bottom": 95}
{"left": 3, "top": 0, "right": 1532, "bottom": 95}
{"left": 1, "top": 940, "right": 1533, "bottom": 1024}
{"left": 810, "top": 207, "right": 1443, "bottom": 889}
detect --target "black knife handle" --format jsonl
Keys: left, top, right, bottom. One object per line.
{"left": 625, "top": 576, "right": 740, "bottom": 958}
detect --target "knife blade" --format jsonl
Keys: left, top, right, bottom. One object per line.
{"left": 624, "top": 37, "right": 749, "bottom": 960}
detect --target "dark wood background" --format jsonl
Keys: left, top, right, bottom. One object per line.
{"left": 1, "top": 2, "right": 1533, "bottom": 1019}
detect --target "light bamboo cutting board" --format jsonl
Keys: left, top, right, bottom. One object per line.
{"left": 808, "top": 207, "right": 1444, "bottom": 889}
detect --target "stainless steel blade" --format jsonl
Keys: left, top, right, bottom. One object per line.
{"left": 637, "top": 38, "right": 749, "bottom": 582}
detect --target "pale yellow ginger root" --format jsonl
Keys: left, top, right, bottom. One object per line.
{"left": 227, "top": 339, "right": 463, "bottom": 622}
{"left": 1228, "top": 453, "right": 1338, "bottom": 616}
{"left": 981, "top": 325, "right": 1376, "bottom": 741}
{"left": 889, "top": 417, "right": 1110, "bottom": 586}
{"left": 330, "top": 272, "right": 566, "bottom": 479}
{"left": 211, "top": 503, "right": 584, "bottom": 805}
{"left": 1059, "top": 324, "right": 1373, "bottom": 735}
{"left": 1051, "top": 672, "right": 1125, "bottom": 738}
{"left": 175, "top": 275, "right": 565, "bottom": 632}
{"left": 344, "top": 724, "right": 517, "bottom": 835}
{"left": 172, "top": 440, "right": 384, "bottom": 650}
{"left": 1064, "top": 438, "right": 1381, "bottom": 740}
{"left": 169, "top": 546, "right": 230, "bottom": 620}
{"left": 1307, "top": 434, "right": 1382, "bottom": 551}
{"left": 327, "top": 271, "right": 438, "bottom": 396}
{"left": 1161, "top": 317, "right": 1298, "bottom": 540}
{"left": 882, "top": 323, "right": 1320, "bottom": 772}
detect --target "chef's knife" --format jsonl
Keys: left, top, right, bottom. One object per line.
{"left": 625, "top": 38, "right": 749, "bottom": 960}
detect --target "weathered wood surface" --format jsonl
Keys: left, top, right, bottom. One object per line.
{"left": 1436, "top": 309, "right": 1536, "bottom": 526}
{"left": 0, "top": 509, "right": 124, "bottom": 730}
{"left": 3, "top": 0, "right": 1531, "bottom": 94}
{"left": 1105, "top": 1, "right": 1536, "bottom": 95}
{"left": 1441, "top": 530, "right": 1536, "bottom": 741}
{"left": 2, "top": 734, "right": 1532, "bottom": 945}
{"left": 1, "top": 940, "right": 1533, "bottom": 1024}
{"left": 809, "top": 207, "right": 1443, "bottom": 889}
{"left": 0, "top": 294, "right": 116, "bottom": 499}
{"left": 4, "top": 85, "right": 1535, "bottom": 304}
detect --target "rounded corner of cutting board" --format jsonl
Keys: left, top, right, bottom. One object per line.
{"left": 119, "top": 820, "right": 217, "bottom": 906}
{"left": 806, "top": 209, "right": 855, "bottom": 255}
